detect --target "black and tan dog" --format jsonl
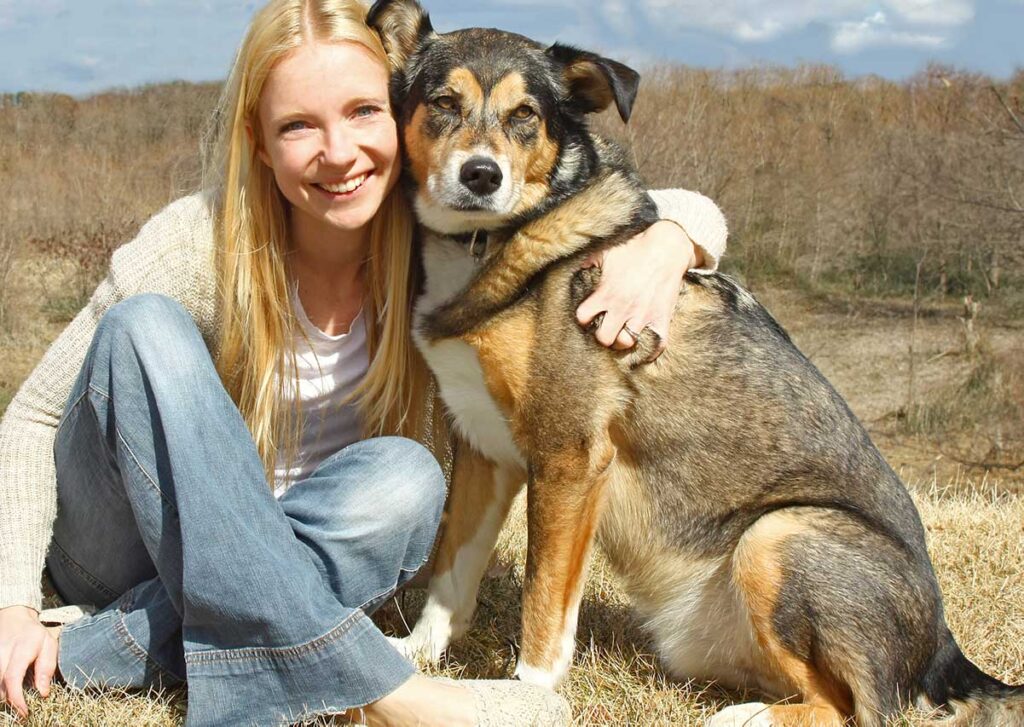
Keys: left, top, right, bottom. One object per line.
{"left": 367, "top": 1, "right": 1024, "bottom": 724}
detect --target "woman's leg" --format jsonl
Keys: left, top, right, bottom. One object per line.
{"left": 278, "top": 437, "right": 445, "bottom": 617}
{"left": 48, "top": 294, "right": 438, "bottom": 727}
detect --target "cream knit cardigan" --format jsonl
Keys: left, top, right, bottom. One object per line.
{"left": 0, "top": 188, "right": 728, "bottom": 611}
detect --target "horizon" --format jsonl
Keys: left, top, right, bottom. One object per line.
{"left": 2, "top": 1, "right": 1023, "bottom": 96}
{"left": 3, "top": 58, "right": 1021, "bottom": 103}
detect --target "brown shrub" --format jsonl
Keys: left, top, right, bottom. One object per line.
{"left": 3, "top": 66, "right": 1022, "bottom": 313}
{"left": 0, "top": 83, "right": 221, "bottom": 317}
{"left": 597, "top": 63, "right": 1024, "bottom": 307}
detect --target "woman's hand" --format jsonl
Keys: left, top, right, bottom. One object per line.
{"left": 575, "top": 220, "right": 703, "bottom": 361}
{"left": 0, "top": 605, "right": 58, "bottom": 718}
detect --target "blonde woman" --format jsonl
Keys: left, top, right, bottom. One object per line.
{"left": 0, "top": 1, "right": 728, "bottom": 725}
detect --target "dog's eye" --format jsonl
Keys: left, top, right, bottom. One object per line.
{"left": 433, "top": 95, "right": 458, "bottom": 112}
{"left": 511, "top": 105, "right": 536, "bottom": 121}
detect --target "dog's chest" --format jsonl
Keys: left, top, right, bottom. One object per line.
{"left": 413, "top": 239, "right": 526, "bottom": 468}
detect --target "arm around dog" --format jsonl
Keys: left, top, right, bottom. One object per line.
{"left": 648, "top": 187, "right": 728, "bottom": 274}
{"left": 576, "top": 187, "right": 728, "bottom": 357}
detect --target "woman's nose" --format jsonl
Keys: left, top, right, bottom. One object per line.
{"left": 320, "top": 124, "right": 358, "bottom": 167}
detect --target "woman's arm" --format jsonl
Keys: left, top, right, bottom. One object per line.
{"left": 575, "top": 188, "right": 728, "bottom": 359}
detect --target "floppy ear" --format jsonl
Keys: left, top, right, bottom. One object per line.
{"left": 366, "top": 0, "right": 435, "bottom": 72}
{"left": 545, "top": 43, "right": 641, "bottom": 123}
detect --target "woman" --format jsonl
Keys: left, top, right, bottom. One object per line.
{"left": 0, "top": 1, "right": 728, "bottom": 725}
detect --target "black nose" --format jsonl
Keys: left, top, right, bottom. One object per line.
{"left": 459, "top": 157, "right": 503, "bottom": 196}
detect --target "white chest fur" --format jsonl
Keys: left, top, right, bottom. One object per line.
{"left": 413, "top": 236, "right": 526, "bottom": 468}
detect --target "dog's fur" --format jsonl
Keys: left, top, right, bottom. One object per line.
{"left": 367, "top": 2, "right": 1024, "bottom": 724}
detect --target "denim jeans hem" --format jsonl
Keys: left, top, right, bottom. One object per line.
{"left": 58, "top": 603, "right": 185, "bottom": 691}
{"left": 184, "top": 610, "right": 416, "bottom": 727}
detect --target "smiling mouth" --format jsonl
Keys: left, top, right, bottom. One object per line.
{"left": 314, "top": 173, "right": 369, "bottom": 195}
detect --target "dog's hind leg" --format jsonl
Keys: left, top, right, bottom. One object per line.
{"left": 392, "top": 449, "right": 523, "bottom": 663}
{"left": 714, "top": 506, "right": 942, "bottom": 727}
{"left": 514, "top": 436, "right": 616, "bottom": 689}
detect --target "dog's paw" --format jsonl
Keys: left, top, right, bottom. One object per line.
{"left": 386, "top": 634, "right": 447, "bottom": 665}
{"left": 513, "top": 660, "right": 561, "bottom": 690}
{"left": 705, "top": 702, "right": 774, "bottom": 727}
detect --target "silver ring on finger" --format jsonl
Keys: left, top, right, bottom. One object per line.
{"left": 621, "top": 323, "right": 643, "bottom": 343}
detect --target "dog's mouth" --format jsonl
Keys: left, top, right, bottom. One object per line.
{"left": 414, "top": 188, "right": 515, "bottom": 236}
{"left": 446, "top": 195, "right": 498, "bottom": 214}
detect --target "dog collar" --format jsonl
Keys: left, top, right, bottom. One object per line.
{"left": 451, "top": 229, "right": 488, "bottom": 260}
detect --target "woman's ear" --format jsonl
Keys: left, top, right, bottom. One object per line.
{"left": 545, "top": 43, "right": 641, "bottom": 123}
{"left": 366, "top": 0, "right": 436, "bottom": 73}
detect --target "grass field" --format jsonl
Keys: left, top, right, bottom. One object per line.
{"left": 1, "top": 71, "right": 1022, "bottom": 725}
{"left": 3, "top": 264, "right": 1021, "bottom": 726}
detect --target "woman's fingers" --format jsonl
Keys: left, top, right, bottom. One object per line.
{"left": 0, "top": 608, "right": 56, "bottom": 717}
{"left": 34, "top": 634, "right": 58, "bottom": 698}
{"left": 574, "top": 289, "right": 605, "bottom": 329}
{"left": 3, "top": 647, "right": 33, "bottom": 717}
{"left": 593, "top": 302, "right": 629, "bottom": 348}
{"left": 576, "top": 220, "right": 696, "bottom": 355}
{"left": 613, "top": 326, "right": 637, "bottom": 350}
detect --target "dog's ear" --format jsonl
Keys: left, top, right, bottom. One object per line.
{"left": 366, "top": 0, "right": 435, "bottom": 72}
{"left": 546, "top": 43, "right": 640, "bottom": 123}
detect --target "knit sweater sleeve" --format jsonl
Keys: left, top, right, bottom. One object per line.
{"left": 648, "top": 188, "right": 728, "bottom": 273}
{"left": 0, "top": 193, "right": 218, "bottom": 611}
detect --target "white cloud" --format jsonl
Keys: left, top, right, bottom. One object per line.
{"left": 886, "top": 0, "right": 974, "bottom": 25}
{"left": 0, "top": 0, "right": 66, "bottom": 30}
{"left": 832, "top": 11, "right": 948, "bottom": 52}
{"left": 600, "top": 0, "right": 636, "bottom": 36}
{"left": 626, "top": 0, "right": 974, "bottom": 47}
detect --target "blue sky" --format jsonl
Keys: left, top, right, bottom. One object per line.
{"left": 2, "top": 0, "right": 1022, "bottom": 96}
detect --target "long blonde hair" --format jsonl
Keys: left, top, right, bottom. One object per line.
{"left": 203, "top": 0, "right": 420, "bottom": 484}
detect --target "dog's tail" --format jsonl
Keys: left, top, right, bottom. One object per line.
{"left": 919, "top": 634, "right": 1024, "bottom": 726}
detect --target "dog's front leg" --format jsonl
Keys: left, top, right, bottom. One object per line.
{"left": 392, "top": 447, "right": 523, "bottom": 663}
{"left": 514, "top": 441, "right": 613, "bottom": 689}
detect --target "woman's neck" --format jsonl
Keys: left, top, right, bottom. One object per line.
{"left": 288, "top": 212, "right": 368, "bottom": 336}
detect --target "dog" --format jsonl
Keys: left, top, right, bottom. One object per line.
{"left": 367, "top": 1, "right": 1024, "bottom": 724}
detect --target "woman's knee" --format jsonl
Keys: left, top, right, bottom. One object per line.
{"left": 90, "top": 294, "right": 214, "bottom": 385}
{"left": 356, "top": 436, "right": 445, "bottom": 520}
{"left": 309, "top": 436, "right": 446, "bottom": 538}
{"left": 96, "top": 294, "right": 201, "bottom": 353}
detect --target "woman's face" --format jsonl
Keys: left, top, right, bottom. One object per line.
{"left": 255, "top": 41, "right": 399, "bottom": 242}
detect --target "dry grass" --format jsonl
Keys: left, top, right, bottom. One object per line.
{"left": 5, "top": 477, "right": 1021, "bottom": 727}
{"left": 0, "top": 85, "right": 219, "bottom": 333}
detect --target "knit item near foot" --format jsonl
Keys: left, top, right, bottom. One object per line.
{"left": 445, "top": 678, "right": 571, "bottom": 727}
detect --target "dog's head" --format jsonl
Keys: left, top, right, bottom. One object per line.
{"left": 367, "top": 0, "right": 640, "bottom": 234}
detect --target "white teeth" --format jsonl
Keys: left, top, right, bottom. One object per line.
{"left": 319, "top": 174, "right": 367, "bottom": 194}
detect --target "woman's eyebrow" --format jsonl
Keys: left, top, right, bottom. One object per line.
{"left": 347, "top": 95, "right": 390, "bottom": 106}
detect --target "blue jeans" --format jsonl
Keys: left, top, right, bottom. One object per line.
{"left": 45, "top": 294, "right": 445, "bottom": 726}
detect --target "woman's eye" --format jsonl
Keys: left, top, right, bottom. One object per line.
{"left": 280, "top": 120, "right": 308, "bottom": 134}
{"left": 512, "top": 105, "right": 535, "bottom": 121}
{"left": 433, "top": 95, "right": 458, "bottom": 112}
{"left": 355, "top": 105, "right": 381, "bottom": 118}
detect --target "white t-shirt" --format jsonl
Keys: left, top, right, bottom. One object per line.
{"left": 273, "top": 281, "right": 368, "bottom": 496}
